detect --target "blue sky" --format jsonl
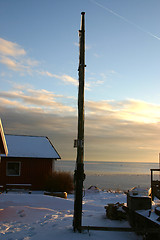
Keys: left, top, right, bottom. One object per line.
{"left": 1, "top": 0, "right": 160, "bottom": 162}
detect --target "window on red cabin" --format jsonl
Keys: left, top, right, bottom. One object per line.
{"left": 6, "top": 162, "right": 21, "bottom": 176}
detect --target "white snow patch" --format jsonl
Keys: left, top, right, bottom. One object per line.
{"left": 0, "top": 191, "right": 143, "bottom": 240}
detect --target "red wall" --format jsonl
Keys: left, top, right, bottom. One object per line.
{"left": 0, "top": 157, "right": 54, "bottom": 190}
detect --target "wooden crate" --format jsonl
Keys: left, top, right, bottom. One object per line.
{"left": 127, "top": 193, "right": 151, "bottom": 211}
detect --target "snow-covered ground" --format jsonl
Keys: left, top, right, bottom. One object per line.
{"left": 0, "top": 190, "right": 143, "bottom": 240}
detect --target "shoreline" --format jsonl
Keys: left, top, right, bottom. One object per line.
{"left": 56, "top": 160, "right": 158, "bottom": 191}
{"left": 84, "top": 173, "right": 151, "bottom": 192}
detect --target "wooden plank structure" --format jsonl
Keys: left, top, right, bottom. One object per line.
{"left": 125, "top": 188, "right": 160, "bottom": 238}
{"left": 5, "top": 183, "right": 32, "bottom": 193}
{"left": 81, "top": 225, "right": 134, "bottom": 232}
{"left": 79, "top": 189, "right": 160, "bottom": 239}
{"left": 44, "top": 191, "right": 67, "bottom": 199}
{"left": 124, "top": 206, "right": 160, "bottom": 239}
{"left": 80, "top": 205, "right": 160, "bottom": 239}
{"left": 0, "top": 119, "right": 8, "bottom": 156}
{"left": 127, "top": 193, "right": 151, "bottom": 211}
{"left": 73, "top": 12, "right": 86, "bottom": 232}
{"left": 151, "top": 169, "right": 160, "bottom": 200}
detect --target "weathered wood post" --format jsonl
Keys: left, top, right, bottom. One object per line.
{"left": 73, "top": 12, "right": 86, "bottom": 232}
{"left": 0, "top": 119, "right": 8, "bottom": 156}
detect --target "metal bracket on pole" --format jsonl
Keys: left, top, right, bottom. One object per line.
{"left": 74, "top": 139, "right": 84, "bottom": 148}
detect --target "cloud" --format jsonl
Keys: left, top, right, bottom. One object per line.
{"left": 0, "top": 38, "right": 38, "bottom": 73}
{"left": 0, "top": 56, "right": 30, "bottom": 72}
{"left": 86, "top": 99, "right": 160, "bottom": 124}
{"left": 87, "top": 79, "right": 104, "bottom": 88}
{"left": 0, "top": 104, "right": 77, "bottom": 160}
{"left": 0, "top": 38, "right": 26, "bottom": 57}
{"left": 0, "top": 38, "right": 86, "bottom": 87}
{"left": 1, "top": 87, "right": 160, "bottom": 162}
{"left": 58, "top": 74, "right": 78, "bottom": 86}
{"left": 84, "top": 99, "right": 160, "bottom": 161}
{"left": 0, "top": 86, "right": 78, "bottom": 160}
{"left": 39, "top": 71, "right": 78, "bottom": 86}
{"left": 40, "top": 71, "right": 91, "bottom": 89}
{"left": 93, "top": 53, "right": 101, "bottom": 58}
{"left": 0, "top": 88, "right": 76, "bottom": 115}
{"left": 86, "top": 70, "right": 117, "bottom": 90}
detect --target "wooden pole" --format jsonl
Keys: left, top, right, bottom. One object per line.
{"left": 159, "top": 153, "right": 160, "bottom": 181}
{"left": 73, "top": 12, "right": 86, "bottom": 232}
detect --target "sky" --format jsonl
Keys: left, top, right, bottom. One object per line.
{"left": 1, "top": 0, "right": 160, "bottom": 163}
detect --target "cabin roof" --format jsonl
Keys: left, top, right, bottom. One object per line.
{"left": 0, "top": 120, "right": 8, "bottom": 155}
{"left": 2, "top": 134, "right": 60, "bottom": 159}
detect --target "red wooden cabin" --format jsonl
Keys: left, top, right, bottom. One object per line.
{"left": 0, "top": 134, "right": 61, "bottom": 190}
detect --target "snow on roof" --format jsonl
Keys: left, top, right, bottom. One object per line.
{"left": 3, "top": 135, "right": 61, "bottom": 159}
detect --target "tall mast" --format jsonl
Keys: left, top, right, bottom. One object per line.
{"left": 73, "top": 12, "right": 86, "bottom": 232}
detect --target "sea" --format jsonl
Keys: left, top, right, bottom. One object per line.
{"left": 56, "top": 160, "right": 160, "bottom": 191}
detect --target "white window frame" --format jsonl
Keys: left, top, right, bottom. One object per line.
{"left": 6, "top": 162, "right": 21, "bottom": 176}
